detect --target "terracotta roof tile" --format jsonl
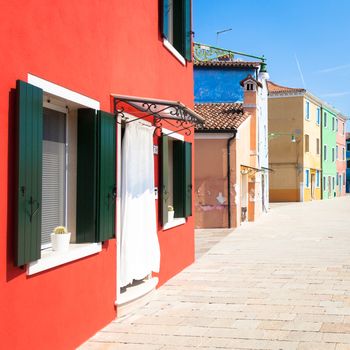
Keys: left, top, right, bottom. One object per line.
{"left": 194, "top": 103, "right": 250, "bottom": 131}
{"left": 194, "top": 60, "right": 261, "bottom": 68}
{"left": 267, "top": 81, "right": 306, "bottom": 94}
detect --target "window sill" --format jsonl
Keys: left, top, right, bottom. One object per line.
{"left": 27, "top": 243, "right": 102, "bottom": 275}
{"left": 163, "top": 38, "right": 186, "bottom": 66}
{"left": 163, "top": 218, "right": 186, "bottom": 231}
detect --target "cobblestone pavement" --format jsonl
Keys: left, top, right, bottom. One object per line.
{"left": 79, "top": 197, "right": 350, "bottom": 350}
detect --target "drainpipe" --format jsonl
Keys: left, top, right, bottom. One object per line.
{"left": 227, "top": 130, "right": 237, "bottom": 228}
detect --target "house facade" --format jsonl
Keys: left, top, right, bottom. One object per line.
{"left": 193, "top": 44, "right": 269, "bottom": 227}
{"left": 346, "top": 133, "right": 350, "bottom": 193}
{"left": 321, "top": 107, "right": 337, "bottom": 199}
{"left": 268, "top": 82, "right": 322, "bottom": 202}
{"left": 1, "top": 1, "right": 200, "bottom": 349}
{"left": 336, "top": 115, "right": 346, "bottom": 196}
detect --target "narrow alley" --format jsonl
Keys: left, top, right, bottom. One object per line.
{"left": 80, "top": 196, "right": 350, "bottom": 350}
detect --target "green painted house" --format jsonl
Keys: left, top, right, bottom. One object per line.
{"left": 321, "top": 106, "right": 337, "bottom": 199}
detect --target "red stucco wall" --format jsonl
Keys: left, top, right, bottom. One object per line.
{"left": 0, "top": 1, "right": 194, "bottom": 349}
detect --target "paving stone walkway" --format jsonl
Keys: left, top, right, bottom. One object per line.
{"left": 80, "top": 197, "right": 350, "bottom": 350}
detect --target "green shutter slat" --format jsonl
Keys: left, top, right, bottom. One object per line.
{"left": 96, "top": 111, "right": 116, "bottom": 242}
{"left": 161, "top": 135, "right": 169, "bottom": 226}
{"left": 184, "top": 141, "right": 192, "bottom": 217}
{"left": 162, "top": 0, "right": 169, "bottom": 39}
{"left": 184, "top": 0, "right": 192, "bottom": 61}
{"left": 76, "top": 108, "right": 97, "bottom": 243}
{"left": 173, "top": 140, "right": 185, "bottom": 218}
{"left": 16, "top": 80, "right": 43, "bottom": 266}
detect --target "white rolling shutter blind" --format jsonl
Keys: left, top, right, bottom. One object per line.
{"left": 41, "top": 108, "right": 66, "bottom": 247}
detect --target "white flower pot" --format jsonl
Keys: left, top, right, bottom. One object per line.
{"left": 51, "top": 232, "right": 71, "bottom": 252}
{"left": 168, "top": 210, "right": 175, "bottom": 222}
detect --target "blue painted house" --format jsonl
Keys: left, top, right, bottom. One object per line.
{"left": 193, "top": 44, "right": 270, "bottom": 227}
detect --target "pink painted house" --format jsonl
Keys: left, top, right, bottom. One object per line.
{"left": 336, "top": 115, "right": 347, "bottom": 196}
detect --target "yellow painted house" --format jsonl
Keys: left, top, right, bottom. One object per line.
{"left": 268, "top": 81, "right": 322, "bottom": 202}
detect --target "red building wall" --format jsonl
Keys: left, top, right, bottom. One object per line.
{"left": 0, "top": 1, "right": 194, "bottom": 349}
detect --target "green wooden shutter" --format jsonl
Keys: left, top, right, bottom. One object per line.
{"left": 76, "top": 109, "right": 116, "bottom": 243}
{"left": 161, "top": 135, "right": 169, "bottom": 226}
{"left": 96, "top": 111, "right": 116, "bottom": 242}
{"left": 76, "top": 108, "right": 98, "bottom": 243}
{"left": 162, "top": 0, "right": 169, "bottom": 39}
{"left": 184, "top": 0, "right": 192, "bottom": 61}
{"left": 184, "top": 141, "right": 192, "bottom": 217}
{"left": 173, "top": 140, "right": 185, "bottom": 218}
{"left": 173, "top": 141, "right": 192, "bottom": 218}
{"left": 15, "top": 80, "right": 43, "bottom": 266}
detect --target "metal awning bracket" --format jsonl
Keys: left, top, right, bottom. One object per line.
{"left": 113, "top": 94, "right": 204, "bottom": 137}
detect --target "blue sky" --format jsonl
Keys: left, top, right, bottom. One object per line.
{"left": 193, "top": 0, "right": 350, "bottom": 125}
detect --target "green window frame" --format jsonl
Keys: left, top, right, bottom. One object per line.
{"left": 15, "top": 80, "right": 116, "bottom": 266}
{"left": 162, "top": 0, "right": 192, "bottom": 61}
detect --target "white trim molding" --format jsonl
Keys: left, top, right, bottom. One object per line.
{"left": 195, "top": 133, "right": 234, "bottom": 140}
{"left": 163, "top": 218, "right": 186, "bottom": 230}
{"left": 27, "top": 243, "right": 102, "bottom": 275}
{"left": 28, "top": 74, "right": 100, "bottom": 110}
{"left": 162, "top": 127, "right": 185, "bottom": 141}
{"left": 163, "top": 39, "right": 186, "bottom": 66}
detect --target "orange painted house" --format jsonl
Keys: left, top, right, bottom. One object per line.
{"left": 0, "top": 1, "right": 201, "bottom": 349}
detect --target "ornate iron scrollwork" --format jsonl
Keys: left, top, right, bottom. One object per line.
{"left": 114, "top": 97, "right": 203, "bottom": 136}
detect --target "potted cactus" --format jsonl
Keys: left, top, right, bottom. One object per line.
{"left": 168, "top": 205, "right": 175, "bottom": 222}
{"left": 51, "top": 226, "right": 71, "bottom": 252}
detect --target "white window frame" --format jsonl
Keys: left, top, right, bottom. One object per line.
{"left": 26, "top": 74, "right": 102, "bottom": 275}
{"left": 161, "top": 127, "right": 187, "bottom": 230}
{"left": 316, "top": 170, "right": 320, "bottom": 188}
{"left": 305, "top": 100, "right": 310, "bottom": 120}
{"left": 305, "top": 169, "right": 310, "bottom": 188}
{"left": 316, "top": 107, "right": 320, "bottom": 125}
{"left": 41, "top": 101, "right": 69, "bottom": 250}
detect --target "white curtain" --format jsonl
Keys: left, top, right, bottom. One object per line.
{"left": 120, "top": 122, "right": 160, "bottom": 288}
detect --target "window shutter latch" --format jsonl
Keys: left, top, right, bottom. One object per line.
{"left": 28, "top": 196, "right": 40, "bottom": 223}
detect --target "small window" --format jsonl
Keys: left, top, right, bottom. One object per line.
{"left": 336, "top": 145, "right": 338, "bottom": 160}
{"left": 336, "top": 173, "right": 339, "bottom": 186}
{"left": 162, "top": 0, "right": 192, "bottom": 60}
{"left": 332, "top": 177, "right": 335, "bottom": 190}
{"left": 246, "top": 83, "right": 254, "bottom": 91}
{"left": 347, "top": 160, "right": 350, "bottom": 168}
{"left": 316, "top": 138, "right": 320, "bottom": 155}
{"left": 316, "top": 170, "right": 320, "bottom": 187}
{"left": 332, "top": 117, "right": 335, "bottom": 131}
{"left": 344, "top": 173, "right": 346, "bottom": 185}
{"left": 343, "top": 147, "right": 345, "bottom": 160}
{"left": 305, "top": 100, "right": 310, "bottom": 120}
{"left": 305, "top": 134, "right": 309, "bottom": 152}
{"left": 347, "top": 143, "right": 350, "bottom": 152}
{"left": 324, "top": 112, "right": 327, "bottom": 127}
{"left": 305, "top": 169, "right": 310, "bottom": 188}
{"left": 323, "top": 176, "right": 326, "bottom": 191}
{"left": 332, "top": 148, "right": 335, "bottom": 162}
{"left": 324, "top": 145, "right": 327, "bottom": 161}
{"left": 316, "top": 108, "right": 320, "bottom": 125}
{"left": 336, "top": 118, "right": 338, "bottom": 132}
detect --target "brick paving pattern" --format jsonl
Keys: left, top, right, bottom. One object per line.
{"left": 79, "top": 197, "right": 350, "bottom": 349}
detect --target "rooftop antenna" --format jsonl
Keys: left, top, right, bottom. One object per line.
{"left": 216, "top": 28, "right": 232, "bottom": 46}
